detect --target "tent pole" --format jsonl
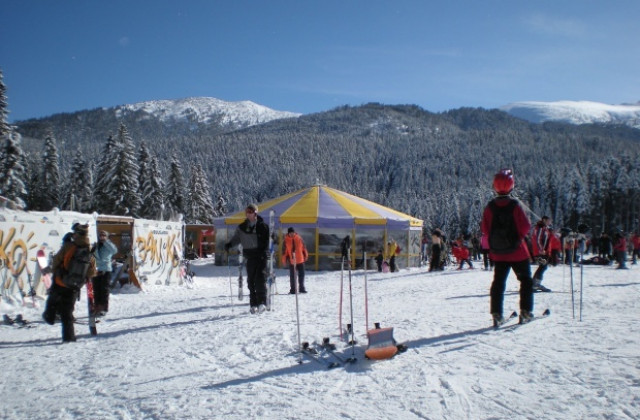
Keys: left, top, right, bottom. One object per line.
{"left": 315, "top": 227, "right": 319, "bottom": 271}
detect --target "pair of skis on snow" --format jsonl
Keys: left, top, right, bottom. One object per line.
{"left": 299, "top": 338, "right": 357, "bottom": 369}
{"left": 493, "top": 308, "right": 551, "bottom": 330}
{"left": 2, "top": 314, "right": 34, "bottom": 328}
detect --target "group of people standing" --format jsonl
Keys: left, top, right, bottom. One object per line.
{"left": 42, "top": 224, "right": 118, "bottom": 342}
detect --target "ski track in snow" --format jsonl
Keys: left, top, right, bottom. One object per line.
{"left": 1, "top": 261, "right": 639, "bottom": 419}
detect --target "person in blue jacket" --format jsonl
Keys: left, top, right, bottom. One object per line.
{"left": 92, "top": 230, "right": 118, "bottom": 316}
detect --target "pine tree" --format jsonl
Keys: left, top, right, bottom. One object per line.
{"left": 40, "top": 133, "right": 61, "bottom": 210}
{"left": 186, "top": 163, "right": 215, "bottom": 224}
{"left": 141, "top": 155, "right": 165, "bottom": 220}
{"left": 93, "top": 134, "right": 120, "bottom": 213}
{"left": 0, "top": 69, "right": 27, "bottom": 208}
{"left": 166, "top": 153, "right": 186, "bottom": 221}
{"left": 108, "top": 123, "right": 141, "bottom": 217}
{"left": 65, "top": 149, "right": 93, "bottom": 212}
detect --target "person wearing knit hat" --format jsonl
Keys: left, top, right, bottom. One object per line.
{"left": 281, "top": 227, "right": 309, "bottom": 294}
{"left": 224, "top": 203, "right": 270, "bottom": 314}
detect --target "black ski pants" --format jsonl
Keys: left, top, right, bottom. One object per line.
{"left": 490, "top": 260, "right": 534, "bottom": 316}
{"left": 288, "top": 263, "right": 305, "bottom": 292}
{"left": 43, "top": 283, "right": 79, "bottom": 342}
{"left": 92, "top": 272, "right": 111, "bottom": 311}
{"left": 533, "top": 262, "right": 548, "bottom": 282}
{"left": 245, "top": 256, "right": 267, "bottom": 307}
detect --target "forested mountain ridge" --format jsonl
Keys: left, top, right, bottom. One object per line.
{"left": 12, "top": 100, "right": 640, "bottom": 236}
{"left": 501, "top": 100, "right": 640, "bottom": 128}
{"left": 16, "top": 97, "right": 299, "bottom": 154}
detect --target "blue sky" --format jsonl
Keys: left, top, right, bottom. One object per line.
{"left": 1, "top": 0, "right": 639, "bottom": 122}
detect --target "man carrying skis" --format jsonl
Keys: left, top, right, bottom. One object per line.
{"left": 281, "top": 227, "right": 309, "bottom": 294}
{"left": 481, "top": 169, "right": 535, "bottom": 326}
{"left": 531, "top": 216, "right": 552, "bottom": 292}
{"left": 225, "top": 204, "right": 270, "bottom": 313}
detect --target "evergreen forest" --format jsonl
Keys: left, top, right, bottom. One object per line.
{"left": 2, "top": 70, "right": 640, "bottom": 238}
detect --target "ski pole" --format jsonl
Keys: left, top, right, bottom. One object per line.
{"left": 293, "top": 253, "right": 302, "bottom": 364}
{"left": 569, "top": 244, "right": 575, "bottom": 319}
{"left": 347, "top": 248, "right": 357, "bottom": 358}
{"left": 579, "top": 248, "right": 584, "bottom": 321}
{"left": 227, "top": 252, "right": 233, "bottom": 314}
{"left": 562, "top": 238, "right": 566, "bottom": 292}
{"left": 364, "top": 251, "right": 369, "bottom": 333}
{"left": 339, "top": 256, "right": 344, "bottom": 340}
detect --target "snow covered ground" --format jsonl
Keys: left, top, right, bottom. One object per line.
{"left": 1, "top": 259, "right": 638, "bottom": 420}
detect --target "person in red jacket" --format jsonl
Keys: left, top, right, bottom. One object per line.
{"left": 612, "top": 231, "right": 628, "bottom": 269}
{"left": 481, "top": 169, "right": 534, "bottom": 326}
{"left": 548, "top": 229, "right": 562, "bottom": 266}
{"left": 452, "top": 238, "right": 473, "bottom": 269}
{"left": 281, "top": 227, "right": 309, "bottom": 293}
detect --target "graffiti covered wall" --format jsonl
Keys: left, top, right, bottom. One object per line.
{"left": 0, "top": 208, "right": 96, "bottom": 302}
{"left": 133, "top": 218, "right": 183, "bottom": 286}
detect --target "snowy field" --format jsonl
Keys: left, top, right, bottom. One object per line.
{"left": 1, "top": 259, "right": 638, "bottom": 420}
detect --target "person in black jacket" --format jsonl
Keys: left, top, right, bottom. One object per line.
{"left": 225, "top": 204, "right": 270, "bottom": 314}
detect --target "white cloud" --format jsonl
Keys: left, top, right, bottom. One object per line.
{"left": 524, "top": 13, "right": 587, "bottom": 38}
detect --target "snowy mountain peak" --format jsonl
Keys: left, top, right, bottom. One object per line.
{"left": 501, "top": 100, "right": 640, "bottom": 129}
{"left": 115, "top": 97, "right": 301, "bottom": 127}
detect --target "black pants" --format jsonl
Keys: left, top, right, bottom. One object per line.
{"left": 533, "top": 262, "right": 548, "bottom": 282}
{"left": 92, "top": 272, "right": 111, "bottom": 311}
{"left": 43, "top": 283, "right": 79, "bottom": 342}
{"left": 289, "top": 263, "right": 306, "bottom": 292}
{"left": 389, "top": 256, "right": 396, "bottom": 272}
{"left": 490, "top": 260, "right": 534, "bottom": 316}
{"left": 429, "top": 248, "right": 441, "bottom": 271}
{"left": 482, "top": 250, "right": 492, "bottom": 270}
{"left": 245, "top": 257, "right": 267, "bottom": 307}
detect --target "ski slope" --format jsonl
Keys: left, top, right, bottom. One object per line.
{"left": 1, "top": 260, "right": 638, "bottom": 419}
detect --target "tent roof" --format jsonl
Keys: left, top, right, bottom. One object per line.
{"left": 216, "top": 185, "right": 423, "bottom": 229}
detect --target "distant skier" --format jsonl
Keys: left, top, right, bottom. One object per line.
{"left": 481, "top": 169, "right": 535, "bottom": 326}
{"left": 531, "top": 216, "right": 552, "bottom": 292}
{"left": 612, "top": 231, "right": 628, "bottom": 269}
{"left": 281, "top": 227, "right": 309, "bottom": 294}
{"left": 225, "top": 204, "right": 270, "bottom": 313}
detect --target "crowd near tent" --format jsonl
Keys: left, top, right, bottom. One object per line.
{"left": 213, "top": 185, "right": 424, "bottom": 270}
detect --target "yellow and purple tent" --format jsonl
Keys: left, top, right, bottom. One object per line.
{"left": 213, "top": 185, "right": 423, "bottom": 270}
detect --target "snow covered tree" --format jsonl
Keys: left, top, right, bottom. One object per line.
{"left": 186, "top": 163, "right": 214, "bottom": 224}
{"left": 93, "top": 134, "right": 120, "bottom": 213}
{"left": 140, "top": 155, "right": 165, "bottom": 220}
{"left": 65, "top": 149, "right": 93, "bottom": 212}
{"left": 165, "top": 153, "right": 186, "bottom": 221}
{"left": 0, "top": 70, "right": 27, "bottom": 208}
{"left": 39, "top": 133, "right": 61, "bottom": 210}
{"left": 107, "top": 123, "right": 142, "bottom": 217}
